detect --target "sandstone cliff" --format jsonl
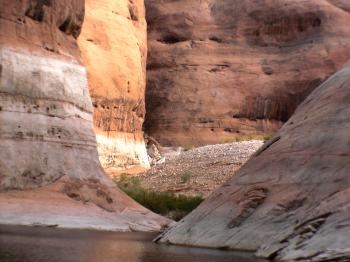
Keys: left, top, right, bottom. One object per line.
{"left": 157, "top": 61, "right": 350, "bottom": 260}
{"left": 78, "top": 0, "right": 149, "bottom": 171}
{"left": 0, "top": 0, "right": 170, "bottom": 231}
{"left": 145, "top": 0, "right": 350, "bottom": 146}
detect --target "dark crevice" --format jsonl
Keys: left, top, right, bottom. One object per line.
{"left": 254, "top": 136, "right": 281, "bottom": 157}
{"left": 128, "top": 4, "right": 139, "bottom": 21}
{"left": 58, "top": 16, "right": 81, "bottom": 38}
{"left": 209, "top": 36, "right": 223, "bottom": 43}
{"left": 262, "top": 65, "right": 273, "bottom": 75}
{"left": 158, "top": 35, "right": 188, "bottom": 44}
{"left": 198, "top": 118, "right": 214, "bottom": 124}
{"left": 59, "top": 17, "right": 71, "bottom": 33}
{"left": 224, "top": 128, "right": 240, "bottom": 133}
{"left": 25, "top": 0, "right": 52, "bottom": 22}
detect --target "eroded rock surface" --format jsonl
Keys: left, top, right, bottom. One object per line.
{"left": 78, "top": 0, "right": 150, "bottom": 171}
{"left": 145, "top": 0, "right": 350, "bottom": 146}
{"left": 0, "top": 0, "right": 171, "bottom": 231}
{"left": 157, "top": 62, "right": 350, "bottom": 260}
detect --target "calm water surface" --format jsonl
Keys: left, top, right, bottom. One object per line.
{"left": 0, "top": 225, "right": 267, "bottom": 262}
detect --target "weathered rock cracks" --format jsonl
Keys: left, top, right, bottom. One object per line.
{"left": 157, "top": 62, "right": 350, "bottom": 261}
{"left": 0, "top": 0, "right": 171, "bottom": 231}
{"left": 145, "top": 0, "right": 350, "bottom": 146}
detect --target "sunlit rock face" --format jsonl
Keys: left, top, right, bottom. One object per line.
{"left": 0, "top": 0, "right": 171, "bottom": 231}
{"left": 144, "top": 0, "right": 350, "bottom": 146}
{"left": 158, "top": 61, "right": 350, "bottom": 261}
{"left": 78, "top": 0, "right": 150, "bottom": 171}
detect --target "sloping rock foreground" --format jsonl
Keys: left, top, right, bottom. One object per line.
{"left": 0, "top": 177, "right": 170, "bottom": 231}
{"left": 157, "top": 62, "right": 350, "bottom": 260}
{"left": 79, "top": 0, "right": 150, "bottom": 171}
{"left": 145, "top": 0, "right": 350, "bottom": 146}
{"left": 0, "top": 0, "right": 170, "bottom": 231}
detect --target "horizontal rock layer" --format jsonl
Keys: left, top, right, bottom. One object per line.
{"left": 145, "top": 0, "right": 350, "bottom": 146}
{"left": 157, "top": 61, "right": 350, "bottom": 261}
{"left": 0, "top": 0, "right": 171, "bottom": 231}
{"left": 79, "top": 0, "right": 150, "bottom": 170}
{"left": 0, "top": 0, "right": 97, "bottom": 190}
{"left": 0, "top": 47, "right": 108, "bottom": 190}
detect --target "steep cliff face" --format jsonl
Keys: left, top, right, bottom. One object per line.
{"left": 78, "top": 0, "right": 149, "bottom": 171}
{"left": 157, "top": 61, "right": 350, "bottom": 260}
{"left": 0, "top": 0, "right": 170, "bottom": 231}
{"left": 145, "top": 0, "right": 350, "bottom": 146}
{"left": 0, "top": 0, "right": 93, "bottom": 190}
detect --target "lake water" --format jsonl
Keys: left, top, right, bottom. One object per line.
{"left": 0, "top": 225, "right": 267, "bottom": 262}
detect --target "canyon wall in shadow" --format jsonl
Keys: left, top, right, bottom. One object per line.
{"left": 145, "top": 0, "right": 350, "bottom": 146}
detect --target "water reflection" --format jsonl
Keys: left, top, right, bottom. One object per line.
{"left": 0, "top": 225, "right": 266, "bottom": 262}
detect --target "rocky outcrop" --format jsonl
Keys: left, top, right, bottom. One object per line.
{"left": 157, "top": 61, "right": 350, "bottom": 260}
{"left": 145, "top": 0, "right": 350, "bottom": 146}
{"left": 78, "top": 0, "right": 149, "bottom": 171}
{"left": 0, "top": 0, "right": 170, "bottom": 231}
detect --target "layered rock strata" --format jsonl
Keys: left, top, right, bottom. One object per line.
{"left": 157, "top": 61, "right": 350, "bottom": 260}
{"left": 145, "top": 0, "right": 350, "bottom": 146}
{"left": 78, "top": 0, "right": 149, "bottom": 171}
{"left": 0, "top": 0, "right": 170, "bottom": 231}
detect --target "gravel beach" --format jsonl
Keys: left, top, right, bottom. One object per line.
{"left": 134, "top": 141, "right": 264, "bottom": 197}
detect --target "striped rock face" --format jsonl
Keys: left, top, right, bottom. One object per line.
{"left": 0, "top": 0, "right": 105, "bottom": 190}
{"left": 0, "top": 0, "right": 171, "bottom": 231}
{"left": 0, "top": 47, "right": 111, "bottom": 190}
{"left": 79, "top": 0, "right": 150, "bottom": 171}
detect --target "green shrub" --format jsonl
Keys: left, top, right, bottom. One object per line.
{"left": 180, "top": 172, "right": 192, "bottom": 183}
{"left": 221, "top": 134, "right": 274, "bottom": 144}
{"left": 183, "top": 144, "right": 195, "bottom": 151}
{"left": 115, "top": 175, "right": 203, "bottom": 221}
{"left": 221, "top": 136, "right": 253, "bottom": 143}
{"left": 221, "top": 137, "right": 237, "bottom": 144}
{"left": 263, "top": 135, "right": 272, "bottom": 141}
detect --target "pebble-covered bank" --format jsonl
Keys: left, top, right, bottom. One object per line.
{"left": 135, "top": 141, "right": 264, "bottom": 197}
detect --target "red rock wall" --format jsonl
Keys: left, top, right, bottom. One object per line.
{"left": 0, "top": 0, "right": 84, "bottom": 55}
{"left": 79, "top": 0, "right": 150, "bottom": 171}
{"left": 145, "top": 0, "right": 350, "bottom": 146}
